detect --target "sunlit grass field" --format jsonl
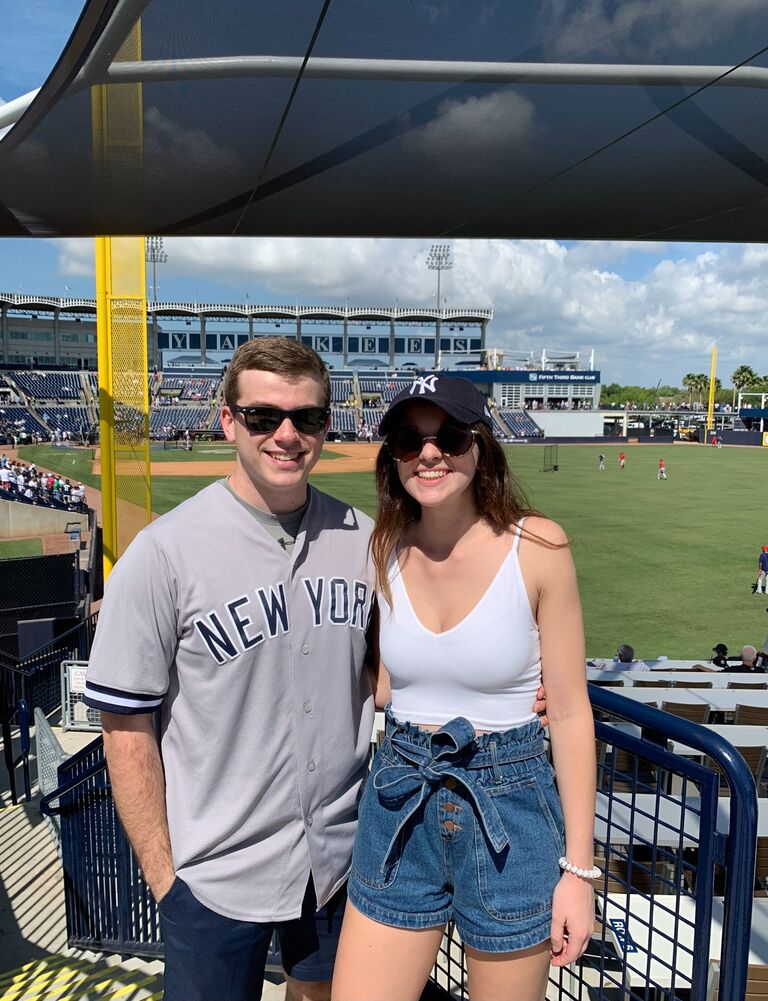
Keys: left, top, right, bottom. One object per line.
{"left": 17, "top": 441, "right": 767, "bottom": 659}
{"left": 0, "top": 538, "right": 43, "bottom": 558}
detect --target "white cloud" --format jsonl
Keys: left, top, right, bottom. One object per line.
{"left": 56, "top": 238, "right": 94, "bottom": 277}
{"left": 541, "top": 0, "right": 766, "bottom": 62}
{"left": 143, "top": 108, "right": 244, "bottom": 182}
{"left": 407, "top": 90, "right": 537, "bottom": 164}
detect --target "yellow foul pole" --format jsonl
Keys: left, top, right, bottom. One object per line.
{"left": 706, "top": 344, "right": 718, "bottom": 435}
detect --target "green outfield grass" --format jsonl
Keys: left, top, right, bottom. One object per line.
{"left": 18, "top": 441, "right": 767, "bottom": 659}
{"left": 314, "top": 443, "right": 768, "bottom": 660}
{"left": 149, "top": 442, "right": 237, "bottom": 461}
{"left": 0, "top": 538, "right": 44, "bottom": 558}
{"left": 16, "top": 445, "right": 99, "bottom": 487}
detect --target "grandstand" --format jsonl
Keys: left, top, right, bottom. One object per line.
{"left": 0, "top": 337, "right": 765, "bottom": 446}
{"left": 498, "top": 408, "right": 545, "bottom": 439}
{"left": 8, "top": 370, "right": 83, "bottom": 401}
{"left": 0, "top": 292, "right": 491, "bottom": 372}
{"left": 331, "top": 377, "right": 354, "bottom": 403}
{"left": 359, "top": 374, "right": 415, "bottom": 403}
{"left": 330, "top": 408, "right": 357, "bottom": 437}
{"left": 360, "top": 407, "right": 387, "bottom": 432}
{"left": 158, "top": 375, "right": 219, "bottom": 400}
{"left": 0, "top": 406, "right": 49, "bottom": 438}
{"left": 37, "top": 407, "right": 92, "bottom": 438}
{"left": 148, "top": 406, "right": 211, "bottom": 437}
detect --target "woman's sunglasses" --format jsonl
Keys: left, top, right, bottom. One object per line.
{"left": 387, "top": 419, "right": 476, "bottom": 462}
{"left": 229, "top": 404, "right": 330, "bottom": 434}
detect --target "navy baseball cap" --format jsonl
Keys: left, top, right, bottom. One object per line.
{"left": 378, "top": 375, "right": 493, "bottom": 435}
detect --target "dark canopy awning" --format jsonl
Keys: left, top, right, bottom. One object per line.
{"left": 1, "top": 0, "right": 767, "bottom": 239}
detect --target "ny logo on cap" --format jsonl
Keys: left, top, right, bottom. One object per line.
{"left": 409, "top": 375, "right": 439, "bottom": 396}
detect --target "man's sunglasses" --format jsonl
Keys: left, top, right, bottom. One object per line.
{"left": 387, "top": 419, "right": 476, "bottom": 462}
{"left": 229, "top": 404, "right": 330, "bottom": 435}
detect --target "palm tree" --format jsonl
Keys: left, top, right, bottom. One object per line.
{"left": 682, "top": 373, "right": 696, "bottom": 405}
{"left": 731, "top": 364, "right": 759, "bottom": 407}
{"left": 690, "top": 373, "right": 709, "bottom": 404}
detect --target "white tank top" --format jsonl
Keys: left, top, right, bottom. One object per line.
{"left": 379, "top": 522, "right": 541, "bottom": 731}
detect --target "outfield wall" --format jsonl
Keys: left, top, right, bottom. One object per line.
{"left": 0, "top": 499, "right": 88, "bottom": 539}
{"left": 533, "top": 411, "right": 603, "bottom": 438}
{"left": 696, "top": 428, "right": 763, "bottom": 446}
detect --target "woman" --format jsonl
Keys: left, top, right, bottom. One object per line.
{"left": 332, "top": 376, "right": 596, "bottom": 1001}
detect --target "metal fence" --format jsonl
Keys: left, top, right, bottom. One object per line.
{"left": 1, "top": 611, "right": 99, "bottom": 714}
{"left": 0, "top": 610, "right": 99, "bottom": 802}
{"left": 34, "top": 705, "right": 70, "bottom": 851}
{"left": 0, "top": 552, "right": 83, "bottom": 657}
{"left": 40, "top": 690, "right": 758, "bottom": 999}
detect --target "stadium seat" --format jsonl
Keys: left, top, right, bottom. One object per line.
{"left": 704, "top": 746, "right": 768, "bottom": 797}
{"left": 734, "top": 705, "right": 768, "bottom": 726}
{"left": 661, "top": 701, "right": 711, "bottom": 724}
{"left": 709, "top": 961, "right": 768, "bottom": 1001}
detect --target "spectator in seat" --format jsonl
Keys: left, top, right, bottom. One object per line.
{"left": 711, "top": 643, "right": 730, "bottom": 669}
{"left": 609, "top": 644, "right": 650, "bottom": 671}
{"left": 695, "top": 644, "right": 765, "bottom": 673}
{"left": 724, "top": 645, "right": 765, "bottom": 673}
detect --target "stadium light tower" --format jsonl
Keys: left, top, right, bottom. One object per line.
{"left": 145, "top": 236, "right": 168, "bottom": 302}
{"left": 426, "top": 244, "right": 452, "bottom": 368}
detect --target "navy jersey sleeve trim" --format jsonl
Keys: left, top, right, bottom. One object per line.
{"left": 83, "top": 681, "right": 164, "bottom": 714}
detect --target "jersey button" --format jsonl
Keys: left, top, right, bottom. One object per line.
{"left": 302, "top": 644, "right": 310, "bottom": 655}
{"left": 306, "top": 815, "right": 313, "bottom": 827}
{"left": 307, "top": 760, "right": 316, "bottom": 772}
{"left": 303, "top": 702, "right": 312, "bottom": 714}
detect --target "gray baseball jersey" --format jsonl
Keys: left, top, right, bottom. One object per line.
{"left": 84, "top": 481, "right": 375, "bottom": 922}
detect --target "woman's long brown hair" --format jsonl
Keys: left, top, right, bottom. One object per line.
{"left": 370, "top": 421, "right": 544, "bottom": 605}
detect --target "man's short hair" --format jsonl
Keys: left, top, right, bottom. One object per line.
{"left": 223, "top": 337, "right": 331, "bottom": 409}
{"left": 741, "top": 645, "right": 758, "bottom": 666}
{"left": 617, "top": 644, "right": 634, "bottom": 663}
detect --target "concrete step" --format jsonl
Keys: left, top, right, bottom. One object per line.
{"left": 0, "top": 956, "right": 163, "bottom": 1000}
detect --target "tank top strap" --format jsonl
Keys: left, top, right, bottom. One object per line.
{"left": 511, "top": 518, "right": 527, "bottom": 554}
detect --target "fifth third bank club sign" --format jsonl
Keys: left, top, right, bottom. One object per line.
{"left": 505, "top": 371, "right": 600, "bottom": 384}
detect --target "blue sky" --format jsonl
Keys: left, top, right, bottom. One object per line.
{"left": 0, "top": 3, "right": 766, "bottom": 387}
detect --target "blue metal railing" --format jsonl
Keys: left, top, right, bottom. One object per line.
{"left": 584, "top": 687, "right": 758, "bottom": 1001}
{"left": 1, "top": 698, "right": 31, "bottom": 803}
{"left": 0, "top": 610, "right": 99, "bottom": 800}
{"left": 39, "top": 689, "right": 758, "bottom": 998}
{"left": 0, "top": 610, "right": 99, "bottom": 712}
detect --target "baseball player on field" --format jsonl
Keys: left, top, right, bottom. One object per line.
{"left": 84, "top": 339, "right": 546, "bottom": 1001}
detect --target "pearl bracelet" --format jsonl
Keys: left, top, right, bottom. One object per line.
{"left": 558, "top": 856, "right": 602, "bottom": 880}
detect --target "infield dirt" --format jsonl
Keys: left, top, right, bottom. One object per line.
{"left": 90, "top": 442, "right": 380, "bottom": 478}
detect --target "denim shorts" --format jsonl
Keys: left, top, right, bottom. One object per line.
{"left": 348, "top": 711, "right": 565, "bottom": 953}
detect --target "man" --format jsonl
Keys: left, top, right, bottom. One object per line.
{"left": 753, "top": 546, "right": 768, "bottom": 594}
{"left": 84, "top": 339, "right": 375, "bottom": 1001}
{"left": 618, "top": 451, "right": 625, "bottom": 471}
{"left": 598, "top": 451, "right": 606, "bottom": 471}
{"left": 724, "top": 645, "right": 765, "bottom": 673}
{"left": 695, "top": 645, "right": 765, "bottom": 673}
{"left": 657, "top": 458, "right": 667, "bottom": 480}
{"left": 610, "top": 644, "right": 650, "bottom": 671}
{"left": 83, "top": 338, "right": 547, "bottom": 1001}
